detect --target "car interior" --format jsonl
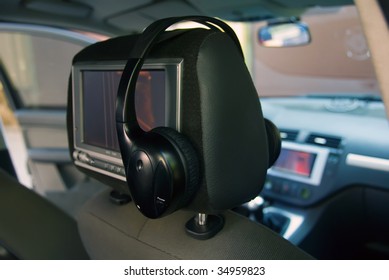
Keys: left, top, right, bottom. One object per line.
{"left": 0, "top": 0, "right": 388, "bottom": 260}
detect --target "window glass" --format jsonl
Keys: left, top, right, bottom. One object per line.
{"left": 0, "top": 32, "right": 83, "bottom": 108}
{"left": 251, "top": 6, "right": 379, "bottom": 97}
{"left": 0, "top": 82, "right": 17, "bottom": 126}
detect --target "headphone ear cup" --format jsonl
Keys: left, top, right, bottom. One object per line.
{"left": 264, "top": 119, "right": 281, "bottom": 167}
{"left": 151, "top": 127, "right": 200, "bottom": 206}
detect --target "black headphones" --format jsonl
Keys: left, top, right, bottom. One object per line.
{"left": 116, "top": 16, "right": 280, "bottom": 219}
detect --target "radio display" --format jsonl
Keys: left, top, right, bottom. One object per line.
{"left": 81, "top": 69, "right": 166, "bottom": 152}
{"left": 273, "top": 148, "right": 317, "bottom": 177}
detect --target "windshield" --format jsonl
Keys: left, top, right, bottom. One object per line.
{"left": 231, "top": 5, "right": 379, "bottom": 98}
{"left": 0, "top": 4, "right": 379, "bottom": 103}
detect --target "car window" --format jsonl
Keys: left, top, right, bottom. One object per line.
{"left": 174, "top": 6, "right": 379, "bottom": 99}
{"left": 0, "top": 32, "right": 83, "bottom": 108}
{"left": 251, "top": 6, "right": 380, "bottom": 98}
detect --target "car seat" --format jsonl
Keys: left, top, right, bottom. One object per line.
{"left": 71, "top": 17, "right": 312, "bottom": 259}
{"left": 0, "top": 168, "right": 89, "bottom": 259}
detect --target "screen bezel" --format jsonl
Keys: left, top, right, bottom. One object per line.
{"left": 72, "top": 59, "right": 183, "bottom": 168}
{"left": 267, "top": 141, "right": 329, "bottom": 186}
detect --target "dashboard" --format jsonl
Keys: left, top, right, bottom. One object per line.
{"left": 261, "top": 96, "right": 389, "bottom": 206}
{"left": 253, "top": 96, "right": 389, "bottom": 258}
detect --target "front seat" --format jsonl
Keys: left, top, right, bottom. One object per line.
{"left": 0, "top": 168, "right": 89, "bottom": 259}
{"left": 0, "top": 62, "right": 89, "bottom": 259}
{"left": 70, "top": 16, "right": 312, "bottom": 259}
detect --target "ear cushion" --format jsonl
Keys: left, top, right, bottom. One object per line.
{"left": 264, "top": 119, "right": 281, "bottom": 167}
{"left": 151, "top": 126, "right": 200, "bottom": 205}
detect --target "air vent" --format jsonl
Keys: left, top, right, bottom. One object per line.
{"left": 306, "top": 133, "right": 342, "bottom": 149}
{"left": 279, "top": 129, "right": 298, "bottom": 141}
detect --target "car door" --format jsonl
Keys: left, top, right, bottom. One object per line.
{"left": 0, "top": 23, "right": 98, "bottom": 198}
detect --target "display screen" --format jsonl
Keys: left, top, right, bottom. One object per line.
{"left": 82, "top": 70, "right": 166, "bottom": 152}
{"left": 273, "top": 148, "right": 317, "bottom": 177}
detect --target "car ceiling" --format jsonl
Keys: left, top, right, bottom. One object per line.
{"left": 0, "top": 0, "right": 353, "bottom": 35}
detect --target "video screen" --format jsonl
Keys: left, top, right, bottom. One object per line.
{"left": 273, "top": 148, "right": 317, "bottom": 177}
{"left": 82, "top": 70, "right": 166, "bottom": 152}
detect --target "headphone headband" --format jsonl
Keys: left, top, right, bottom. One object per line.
{"left": 116, "top": 16, "right": 243, "bottom": 132}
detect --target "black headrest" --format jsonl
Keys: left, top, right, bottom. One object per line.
{"left": 68, "top": 28, "right": 270, "bottom": 213}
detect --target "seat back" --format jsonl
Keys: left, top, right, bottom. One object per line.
{"left": 78, "top": 188, "right": 311, "bottom": 259}
{"left": 0, "top": 169, "right": 89, "bottom": 259}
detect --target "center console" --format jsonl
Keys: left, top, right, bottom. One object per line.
{"left": 261, "top": 141, "right": 341, "bottom": 206}
{"left": 239, "top": 138, "right": 344, "bottom": 242}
